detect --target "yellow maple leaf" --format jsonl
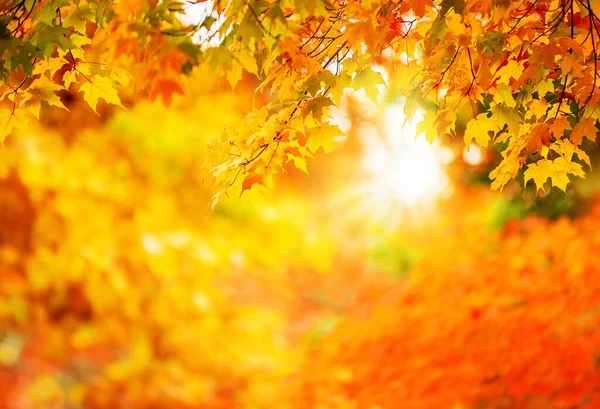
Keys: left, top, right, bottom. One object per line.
{"left": 536, "top": 79, "right": 554, "bottom": 97}
{"left": 63, "top": 70, "right": 79, "bottom": 89}
{"left": 79, "top": 75, "right": 123, "bottom": 114}
{"left": 494, "top": 84, "right": 516, "bottom": 108}
{"left": 489, "top": 154, "right": 520, "bottom": 191}
{"left": 495, "top": 60, "right": 523, "bottom": 85}
{"left": 416, "top": 111, "right": 438, "bottom": 143}
{"left": 305, "top": 123, "right": 340, "bottom": 154}
{"left": 0, "top": 109, "right": 31, "bottom": 143}
{"left": 551, "top": 139, "right": 591, "bottom": 168}
{"left": 491, "top": 104, "right": 521, "bottom": 137}
{"left": 549, "top": 116, "right": 570, "bottom": 139}
{"left": 290, "top": 155, "right": 309, "bottom": 175}
{"left": 353, "top": 67, "right": 385, "bottom": 103}
{"left": 524, "top": 157, "right": 585, "bottom": 192}
{"left": 28, "top": 76, "right": 68, "bottom": 111}
{"left": 464, "top": 113, "right": 501, "bottom": 147}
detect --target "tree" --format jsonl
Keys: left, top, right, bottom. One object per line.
{"left": 1, "top": 0, "right": 599, "bottom": 201}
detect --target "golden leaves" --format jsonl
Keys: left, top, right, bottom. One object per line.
{"left": 496, "top": 60, "right": 524, "bottom": 85}
{"left": 551, "top": 139, "right": 591, "bottom": 167}
{"left": 525, "top": 122, "right": 550, "bottom": 155}
{"left": 549, "top": 116, "right": 570, "bottom": 139}
{"left": 3, "top": 0, "right": 600, "bottom": 200}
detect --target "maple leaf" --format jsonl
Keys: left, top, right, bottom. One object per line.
{"left": 79, "top": 75, "right": 123, "bottom": 114}
{"left": 570, "top": 117, "right": 597, "bottom": 145}
{"left": 305, "top": 123, "right": 340, "bottom": 154}
{"left": 524, "top": 157, "right": 585, "bottom": 192}
{"left": 354, "top": 67, "right": 385, "bottom": 102}
{"left": 491, "top": 105, "right": 521, "bottom": 137}
{"left": 489, "top": 155, "right": 520, "bottom": 191}
{"left": 27, "top": 76, "right": 68, "bottom": 111}
{"left": 0, "top": 108, "right": 31, "bottom": 143}
{"left": 416, "top": 111, "right": 438, "bottom": 143}
{"left": 525, "top": 123, "right": 551, "bottom": 155}
{"left": 241, "top": 173, "right": 263, "bottom": 193}
{"left": 494, "top": 84, "right": 517, "bottom": 108}
{"left": 301, "top": 96, "right": 333, "bottom": 123}
{"left": 464, "top": 114, "right": 501, "bottom": 147}
{"left": 551, "top": 139, "right": 591, "bottom": 168}
{"left": 496, "top": 60, "right": 524, "bottom": 85}
{"left": 289, "top": 155, "right": 309, "bottom": 175}
{"left": 549, "top": 116, "right": 570, "bottom": 139}
{"left": 150, "top": 78, "right": 184, "bottom": 105}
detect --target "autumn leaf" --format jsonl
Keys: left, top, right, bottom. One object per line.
{"left": 464, "top": 114, "right": 501, "bottom": 147}
{"left": 570, "top": 117, "right": 597, "bottom": 145}
{"left": 494, "top": 84, "right": 516, "bottom": 108}
{"left": 549, "top": 116, "right": 570, "bottom": 139}
{"left": 290, "top": 155, "right": 309, "bottom": 175}
{"left": 79, "top": 75, "right": 123, "bottom": 114}
{"left": 551, "top": 139, "right": 591, "bottom": 167}
{"left": 241, "top": 173, "right": 263, "bottom": 193}
{"left": 305, "top": 123, "right": 340, "bottom": 154}
{"left": 489, "top": 155, "right": 520, "bottom": 191}
{"left": 354, "top": 67, "right": 385, "bottom": 102}
{"left": 417, "top": 111, "right": 438, "bottom": 143}
{"left": 524, "top": 157, "right": 585, "bottom": 192}
{"left": 28, "top": 76, "right": 68, "bottom": 111}
{"left": 0, "top": 109, "right": 31, "bottom": 143}
{"left": 150, "top": 78, "right": 184, "bottom": 105}
{"left": 525, "top": 123, "right": 551, "bottom": 154}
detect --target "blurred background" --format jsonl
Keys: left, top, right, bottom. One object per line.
{"left": 1, "top": 64, "right": 600, "bottom": 409}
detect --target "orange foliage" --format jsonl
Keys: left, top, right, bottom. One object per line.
{"left": 293, "top": 202, "right": 600, "bottom": 409}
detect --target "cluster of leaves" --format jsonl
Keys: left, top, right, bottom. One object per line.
{"left": 3, "top": 0, "right": 600, "bottom": 200}
{"left": 0, "top": 0, "right": 199, "bottom": 141}
{"left": 402, "top": 0, "right": 600, "bottom": 193}
{"left": 194, "top": 0, "right": 600, "bottom": 200}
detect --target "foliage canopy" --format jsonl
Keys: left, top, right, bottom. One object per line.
{"left": 2, "top": 0, "right": 600, "bottom": 198}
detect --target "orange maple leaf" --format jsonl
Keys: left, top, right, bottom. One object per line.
{"left": 150, "top": 78, "right": 184, "bottom": 105}
{"left": 570, "top": 117, "right": 597, "bottom": 145}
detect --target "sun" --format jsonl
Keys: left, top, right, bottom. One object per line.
{"left": 362, "top": 104, "right": 452, "bottom": 210}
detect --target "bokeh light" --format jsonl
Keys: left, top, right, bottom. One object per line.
{"left": 463, "top": 143, "right": 484, "bottom": 166}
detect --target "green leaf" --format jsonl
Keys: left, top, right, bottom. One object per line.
{"left": 12, "top": 43, "right": 42, "bottom": 75}
{"left": 33, "top": 24, "right": 74, "bottom": 57}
